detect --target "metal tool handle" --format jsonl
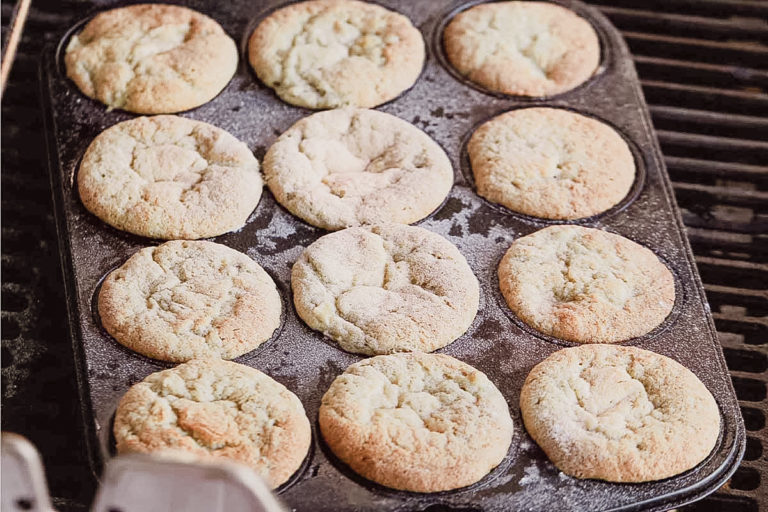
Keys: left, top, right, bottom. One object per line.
{"left": 1, "top": 0, "right": 31, "bottom": 94}
{"left": 2, "top": 433, "right": 286, "bottom": 512}
{"left": 90, "top": 454, "right": 287, "bottom": 512}
{"left": 1, "top": 433, "right": 57, "bottom": 512}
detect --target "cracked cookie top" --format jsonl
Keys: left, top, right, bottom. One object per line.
{"left": 292, "top": 224, "right": 479, "bottom": 355}
{"left": 99, "top": 240, "right": 281, "bottom": 362}
{"left": 114, "top": 358, "right": 311, "bottom": 488}
{"left": 248, "top": 0, "right": 424, "bottom": 109}
{"left": 468, "top": 107, "right": 635, "bottom": 220}
{"left": 498, "top": 225, "right": 675, "bottom": 343}
{"left": 319, "top": 352, "right": 513, "bottom": 492}
{"left": 264, "top": 108, "right": 453, "bottom": 230}
{"left": 520, "top": 345, "right": 720, "bottom": 482}
{"left": 444, "top": 1, "right": 600, "bottom": 97}
{"left": 65, "top": 4, "right": 237, "bottom": 113}
{"left": 78, "top": 115, "right": 262, "bottom": 240}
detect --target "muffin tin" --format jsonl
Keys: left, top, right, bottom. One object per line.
{"left": 41, "top": 0, "right": 745, "bottom": 510}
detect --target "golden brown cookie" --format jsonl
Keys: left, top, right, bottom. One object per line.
{"left": 292, "top": 224, "right": 479, "bottom": 355}
{"left": 65, "top": 4, "right": 237, "bottom": 113}
{"left": 498, "top": 225, "right": 675, "bottom": 343}
{"left": 468, "top": 108, "right": 635, "bottom": 220}
{"left": 114, "top": 359, "right": 311, "bottom": 488}
{"left": 319, "top": 352, "right": 513, "bottom": 492}
{"left": 444, "top": 1, "right": 599, "bottom": 97}
{"left": 248, "top": 0, "right": 424, "bottom": 109}
{"left": 520, "top": 345, "right": 720, "bottom": 482}
{"left": 99, "top": 241, "right": 281, "bottom": 363}
{"left": 264, "top": 108, "right": 453, "bottom": 230}
{"left": 78, "top": 116, "right": 262, "bottom": 240}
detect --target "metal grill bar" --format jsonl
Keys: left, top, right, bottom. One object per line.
{"left": 599, "top": 1, "right": 768, "bottom": 508}
{"left": 623, "top": 31, "right": 768, "bottom": 67}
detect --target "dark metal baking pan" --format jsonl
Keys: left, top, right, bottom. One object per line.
{"left": 40, "top": 0, "right": 745, "bottom": 510}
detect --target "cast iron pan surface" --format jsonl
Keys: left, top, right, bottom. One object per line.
{"left": 40, "top": 0, "right": 745, "bottom": 510}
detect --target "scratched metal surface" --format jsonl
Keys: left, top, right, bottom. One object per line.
{"left": 40, "top": 0, "right": 744, "bottom": 510}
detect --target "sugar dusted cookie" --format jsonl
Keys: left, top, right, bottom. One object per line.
{"left": 99, "top": 241, "right": 281, "bottom": 362}
{"left": 114, "top": 359, "right": 311, "bottom": 488}
{"left": 319, "top": 352, "right": 513, "bottom": 492}
{"left": 66, "top": 4, "right": 237, "bottom": 113}
{"left": 265, "top": 108, "right": 453, "bottom": 230}
{"left": 498, "top": 225, "right": 674, "bottom": 343}
{"left": 292, "top": 224, "right": 479, "bottom": 355}
{"left": 444, "top": 1, "right": 599, "bottom": 97}
{"left": 468, "top": 108, "right": 635, "bottom": 220}
{"left": 249, "top": 0, "right": 424, "bottom": 109}
{"left": 78, "top": 115, "right": 262, "bottom": 240}
{"left": 520, "top": 345, "right": 720, "bottom": 482}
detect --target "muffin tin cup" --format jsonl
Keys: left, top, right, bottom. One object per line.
{"left": 457, "top": 104, "right": 648, "bottom": 225}
{"left": 41, "top": 0, "right": 744, "bottom": 511}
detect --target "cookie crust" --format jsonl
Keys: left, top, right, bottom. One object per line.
{"left": 292, "top": 224, "right": 479, "bottom": 355}
{"left": 248, "top": 0, "right": 424, "bottom": 109}
{"left": 78, "top": 115, "right": 262, "bottom": 240}
{"left": 444, "top": 1, "right": 599, "bottom": 97}
{"left": 99, "top": 241, "right": 281, "bottom": 362}
{"left": 498, "top": 225, "right": 675, "bottom": 343}
{"left": 264, "top": 108, "right": 453, "bottom": 230}
{"left": 319, "top": 352, "right": 513, "bottom": 492}
{"left": 520, "top": 345, "right": 720, "bottom": 482}
{"left": 468, "top": 108, "right": 635, "bottom": 220}
{"left": 114, "top": 359, "right": 311, "bottom": 488}
{"left": 65, "top": 4, "right": 237, "bottom": 113}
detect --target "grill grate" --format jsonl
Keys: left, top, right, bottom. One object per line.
{"left": 1, "top": 1, "right": 766, "bottom": 511}
{"left": 589, "top": 1, "right": 768, "bottom": 510}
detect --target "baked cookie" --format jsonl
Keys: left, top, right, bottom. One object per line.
{"left": 498, "top": 225, "right": 674, "bottom": 343}
{"left": 468, "top": 108, "right": 635, "bottom": 220}
{"left": 520, "top": 345, "right": 720, "bottom": 482}
{"left": 292, "top": 224, "right": 478, "bottom": 355}
{"left": 319, "top": 352, "right": 513, "bottom": 492}
{"left": 114, "top": 359, "right": 311, "bottom": 488}
{"left": 65, "top": 4, "right": 237, "bottom": 113}
{"left": 78, "top": 115, "right": 262, "bottom": 240}
{"left": 265, "top": 108, "right": 453, "bottom": 230}
{"left": 248, "top": 0, "right": 424, "bottom": 109}
{"left": 99, "top": 240, "right": 281, "bottom": 362}
{"left": 444, "top": 1, "right": 600, "bottom": 97}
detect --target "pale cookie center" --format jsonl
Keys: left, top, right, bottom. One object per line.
{"left": 476, "top": 12, "right": 567, "bottom": 81}
{"left": 550, "top": 244, "right": 634, "bottom": 306}
{"left": 144, "top": 256, "right": 255, "bottom": 342}
{"left": 489, "top": 127, "right": 583, "bottom": 186}
{"left": 363, "top": 366, "right": 478, "bottom": 434}
{"left": 132, "top": 143, "right": 207, "bottom": 186}
{"left": 277, "top": 12, "right": 399, "bottom": 98}
{"left": 72, "top": 22, "right": 193, "bottom": 107}
{"left": 319, "top": 248, "right": 450, "bottom": 329}
{"left": 144, "top": 380, "right": 280, "bottom": 465}
{"left": 129, "top": 23, "right": 192, "bottom": 65}
{"left": 298, "top": 134, "right": 428, "bottom": 199}
{"left": 570, "top": 365, "right": 660, "bottom": 441}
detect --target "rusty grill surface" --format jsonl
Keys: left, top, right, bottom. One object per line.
{"left": 2, "top": 0, "right": 766, "bottom": 511}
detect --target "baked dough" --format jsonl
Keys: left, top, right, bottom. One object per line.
{"left": 248, "top": 0, "right": 424, "bottom": 109}
{"left": 520, "top": 344, "right": 720, "bottom": 482}
{"left": 319, "top": 352, "right": 513, "bottom": 491}
{"left": 444, "top": 1, "right": 599, "bottom": 97}
{"left": 292, "top": 224, "right": 479, "bottom": 355}
{"left": 264, "top": 108, "right": 453, "bottom": 230}
{"left": 99, "top": 240, "right": 281, "bottom": 362}
{"left": 114, "top": 358, "right": 311, "bottom": 488}
{"left": 498, "top": 225, "right": 675, "bottom": 343}
{"left": 65, "top": 4, "right": 237, "bottom": 113}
